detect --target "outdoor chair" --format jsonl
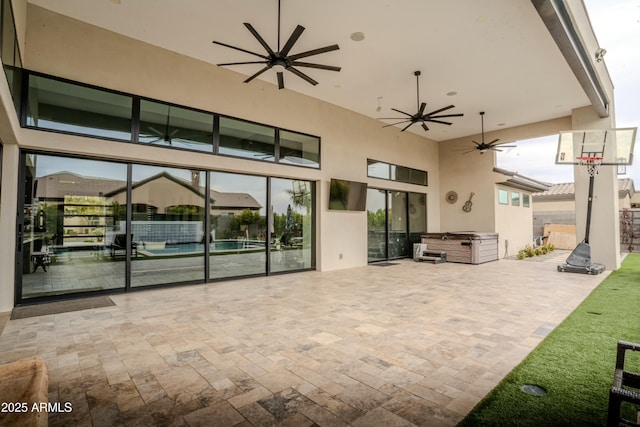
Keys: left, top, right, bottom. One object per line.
{"left": 109, "top": 234, "right": 137, "bottom": 259}
{"left": 607, "top": 340, "right": 640, "bottom": 427}
{"left": 30, "top": 239, "right": 50, "bottom": 272}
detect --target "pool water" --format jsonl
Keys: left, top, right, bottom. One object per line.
{"left": 141, "top": 240, "right": 264, "bottom": 256}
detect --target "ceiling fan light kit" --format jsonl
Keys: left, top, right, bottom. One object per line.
{"left": 212, "top": 0, "right": 340, "bottom": 90}
{"left": 379, "top": 71, "right": 463, "bottom": 133}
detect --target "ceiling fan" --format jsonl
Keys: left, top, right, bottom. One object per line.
{"left": 212, "top": 0, "right": 340, "bottom": 90}
{"left": 456, "top": 111, "right": 516, "bottom": 154}
{"left": 379, "top": 71, "right": 463, "bottom": 132}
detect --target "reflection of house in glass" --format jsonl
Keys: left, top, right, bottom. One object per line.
{"left": 34, "top": 171, "right": 262, "bottom": 249}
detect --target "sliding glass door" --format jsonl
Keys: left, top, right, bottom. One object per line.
{"left": 209, "top": 172, "right": 267, "bottom": 280}
{"left": 367, "top": 188, "right": 387, "bottom": 262}
{"left": 129, "top": 165, "right": 206, "bottom": 287}
{"left": 388, "top": 191, "right": 407, "bottom": 259}
{"left": 270, "top": 178, "right": 315, "bottom": 273}
{"left": 20, "top": 154, "right": 128, "bottom": 299}
{"left": 367, "top": 188, "right": 426, "bottom": 263}
{"left": 18, "top": 152, "right": 318, "bottom": 302}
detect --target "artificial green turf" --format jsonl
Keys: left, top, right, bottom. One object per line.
{"left": 459, "top": 254, "right": 640, "bottom": 427}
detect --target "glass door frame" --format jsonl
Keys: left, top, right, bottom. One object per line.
{"left": 15, "top": 150, "right": 317, "bottom": 305}
{"left": 367, "top": 187, "right": 426, "bottom": 263}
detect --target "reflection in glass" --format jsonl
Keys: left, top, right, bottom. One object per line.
{"left": 367, "top": 160, "right": 390, "bottom": 180}
{"left": 367, "top": 188, "right": 387, "bottom": 262}
{"left": 139, "top": 100, "right": 213, "bottom": 151}
{"left": 219, "top": 117, "right": 275, "bottom": 161}
{"left": 128, "top": 165, "right": 206, "bottom": 287}
{"left": 369, "top": 159, "right": 428, "bottom": 187}
{"left": 270, "top": 178, "right": 315, "bottom": 273}
{"left": 410, "top": 169, "right": 428, "bottom": 186}
{"left": 279, "top": 131, "right": 320, "bottom": 168}
{"left": 210, "top": 172, "right": 266, "bottom": 279}
{"left": 21, "top": 154, "right": 128, "bottom": 299}
{"left": 511, "top": 191, "right": 520, "bottom": 206}
{"left": 26, "top": 75, "right": 132, "bottom": 140}
{"left": 498, "top": 188, "right": 508, "bottom": 205}
{"left": 388, "top": 192, "right": 407, "bottom": 258}
{"left": 408, "top": 192, "right": 427, "bottom": 247}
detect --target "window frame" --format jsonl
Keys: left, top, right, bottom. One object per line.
{"left": 498, "top": 188, "right": 509, "bottom": 205}
{"left": 367, "top": 158, "right": 428, "bottom": 187}
{"left": 511, "top": 191, "right": 521, "bottom": 206}
{"left": 19, "top": 70, "right": 322, "bottom": 169}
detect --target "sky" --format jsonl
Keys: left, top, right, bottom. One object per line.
{"left": 497, "top": 0, "right": 640, "bottom": 185}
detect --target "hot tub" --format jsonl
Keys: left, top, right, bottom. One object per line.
{"left": 421, "top": 232, "right": 498, "bottom": 264}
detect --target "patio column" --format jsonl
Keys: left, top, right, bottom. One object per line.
{"left": 571, "top": 105, "right": 621, "bottom": 270}
{"left": 0, "top": 144, "right": 19, "bottom": 311}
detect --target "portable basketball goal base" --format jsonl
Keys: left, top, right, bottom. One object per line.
{"left": 555, "top": 128, "right": 636, "bottom": 274}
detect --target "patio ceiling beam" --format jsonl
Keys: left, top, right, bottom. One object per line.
{"left": 531, "top": 0, "right": 609, "bottom": 118}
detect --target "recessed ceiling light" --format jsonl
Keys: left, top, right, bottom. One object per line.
{"left": 350, "top": 32, "right": 365, "bottom": 42}
{"left": 497, "top": 123, "right": 506, "bottom": 126}
{"left": 446, "top": 91, "right": 458, "bottom": 96}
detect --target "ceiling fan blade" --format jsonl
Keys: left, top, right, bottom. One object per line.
{"left": 288, "top": 44, "right": 340, "bottom": 61}
{"left": 243, "top": 23, "right": 276, "bottom": 56}
{"left": 287, "top": 66, "right": 319, "bottom": 86}
{"left": 494, "top": 144, "right": 517, "bottom": 148}
{"left": 425, "top": 119, "right": 453, "bottom": 125}
{"left": 291, "top": 61, "right": 341, "bottom": 71}
{"left": 418, "top": 102, "right": 426, "bottom": 115}
{"left": 391, "top": 108, "right": 413, "bottom": 117}
{"left": 244, "top": 65, "right": 271, "bottom": 83}
{"left": 277, "top": 72, "right": 284, "bottom": 89}
{"left": 425, "top": 105, "right": 455, "bottom": 116}
{"left": 471, "top": 140, "right": 481, "bottom": 146}
{"left": 382, "top": 120, "right": 412, "bottom": 128}
{"left": 490, "top": 147, "right": 503, "bottom": 152}
{"left": 217, "top": 60, "right": 269, "bottom": 66}
{"left": 428, "top": 113, "right": 464, "bottom": 119}
{"left": 280, "top": 25, "right": 305, "bottom": 56}
{"left": 488, "top": 138, "right": 500, "bottom": 145}
{"left": 421, "top": 123, "right": 429, "bottom": 131}
{"left": 401, "top": 122, "right": 415, "bottom": 132}
{"left": 212, "top": 41, "right": 269, "bottom": 60}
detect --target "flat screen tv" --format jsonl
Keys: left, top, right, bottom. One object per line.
{"left": 329, "top": 178, "right": 367, "bottom": 211}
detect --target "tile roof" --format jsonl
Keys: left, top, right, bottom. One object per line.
{"left": 532, "top": 178, "right": 635, "bottom": 200}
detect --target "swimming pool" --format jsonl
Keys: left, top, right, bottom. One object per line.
{"left": 140, "top": 240, "right": 265, "bottom": 256}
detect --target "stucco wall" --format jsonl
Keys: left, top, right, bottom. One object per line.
{"left": 494, "top": 185, "right": 535, "bottom": 258}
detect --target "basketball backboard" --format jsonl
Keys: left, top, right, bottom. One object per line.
{"left": 555, "top": 128, "right": 636, "bottom": 165}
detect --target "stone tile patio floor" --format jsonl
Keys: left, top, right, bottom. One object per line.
{"left": 0, "top": 254, "right": 607, "bottom": 426}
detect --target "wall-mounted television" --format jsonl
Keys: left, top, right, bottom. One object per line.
{"left": 329, "top": 178, "right": 367, "bottom": 211}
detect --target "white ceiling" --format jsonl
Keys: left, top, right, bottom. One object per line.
{"left": 29, "top": 0, "right": 591, "bottom": 142}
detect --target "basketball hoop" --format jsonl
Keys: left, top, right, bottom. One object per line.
{"left": 577, "top": 156, "right": 603, "bottom": 177}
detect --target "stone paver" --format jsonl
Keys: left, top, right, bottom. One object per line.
{"left": 0, "top": 257, "right": 607, "bottom": 426}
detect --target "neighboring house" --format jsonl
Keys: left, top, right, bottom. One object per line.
{"left": 493, "top": 168, "right": 551, "bottom": 257}
{"left": 532, "top": 178, "right": 636, "bottom": 234}
{"left": 32, "top": 171, "right": 261, "bottom": 246}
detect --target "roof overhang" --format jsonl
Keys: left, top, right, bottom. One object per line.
{"left": 530, "top": 0, "right": 610, "bottom": 118}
